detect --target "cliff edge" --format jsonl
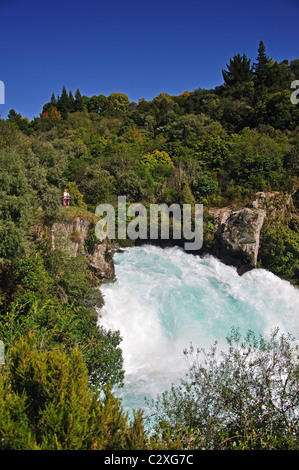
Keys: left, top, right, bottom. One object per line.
{"left": 208, "top": 191, "right": 293, "bottom": 275}
{"left": 48, "top": 211, "right": 115, "bottom": 279}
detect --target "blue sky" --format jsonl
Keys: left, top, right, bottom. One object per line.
{"left": 0, "top": 0, "right": 298, "bottom": 120}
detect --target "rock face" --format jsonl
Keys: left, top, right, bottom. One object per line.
{"left": 49, "top": 215, "right": 115, "bottom": 279}
{"left": 208, "top": 192, "right": 292, "bottom": 275}
{"left": 209, "top": 205, "right": 266, "bottom": 274}
{"left": 46, "top": 191, "right": 292, "bottom": 279}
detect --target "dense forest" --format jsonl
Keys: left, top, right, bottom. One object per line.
{"left": 0, "top": 41, "right": 298, "bottom": 450}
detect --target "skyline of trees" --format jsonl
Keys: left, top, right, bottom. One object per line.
{"left": 5, "top": 40, "right": 298, "bottom": 131}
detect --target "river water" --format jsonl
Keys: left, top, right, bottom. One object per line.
{"left": 98, "top": 245, "right": 299, "bottom": 415}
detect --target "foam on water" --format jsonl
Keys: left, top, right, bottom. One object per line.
{"left": 98, "top": 245, "right": 299, "bottom": 413}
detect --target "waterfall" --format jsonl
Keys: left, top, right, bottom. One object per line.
{"left": 98, "top": 245, "right": 299, "bottom": 414}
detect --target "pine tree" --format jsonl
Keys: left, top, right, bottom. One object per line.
{"left": 253, "top": 41, "right": 271, "bottom": 101}
{"left": 50, "top": 92, "right": 57, "bottom": 107}
{"left": 68, "top": 90, "right": 75, "bottom": 112}
{"left": 57, "top": 85, "right": 69, "bottom": 119}
{"left": 253, "top": 40, "right": 270, "bottom": 77}
{"left": 74, "top": 88, "right": 85, "bottom": 112}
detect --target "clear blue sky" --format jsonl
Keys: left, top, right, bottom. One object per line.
{"left": 0, "top": 0, "right": 298, "bottom": 120}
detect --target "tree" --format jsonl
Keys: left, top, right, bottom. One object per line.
{"left": 228, "top": 128, "right": 285, "bottom": 190}
{"left": 7, "top": 109, "right": 20, "bottom": 120}
{"left": 253, "top": 41, "right": 271, "bottom": 100}
{"left": 191, "top": 171, "right": 218, "bottom": 200}
{"left": 116, "top": 169, "right": 144, "bottom": 202}
{"left": 140, "top": 150, "right": 175, "bottom": 170}
{"left": 86, "top": 95, "right": 101, "bottom": 113}
{"left": 259, "top": 218, "right": 299, "bottom": 284}
{"left": 0, "top": 335, "right": 147, "bottom": 450}
{"left": 68, "top": 90, "right": 75, "bottom": 112}
{"left": 253, "top": 40, "right": 270, "bottom": 77}
{"left": 252, "top": 90, "right": 298, "bottom": 130}
{"left": 57, "top": 85, "right": 70, "bottom": 119}
{"left": 50, "top": 92, "right": 57, "bottom": 107}
{"left": 290, "top": 59, "right": 299, "bottom": 78}
{"left": 150, "top": 328, "right": 299, "bottom": 450}
{"left": 47, "top": 106, "right": 61, "bottom": 120}
{"left": 195, "top": 134, "right": 230, "bottom": 174}
{"left": 74, "top": 88, "right": 86, "bottom": 112}
{"left": 222, "top": 53, "right": 253, "bottom": 88}
{"left": 0, "top": 151, "right": 35, "bottom": 261}
{"left": 106, "top": 93, "right": 130, "bottom": 116}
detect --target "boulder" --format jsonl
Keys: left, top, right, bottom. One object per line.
{"left": 210, "top": 205, "right": 266, "bottom": 273}
{"left": 208, "top": 192, "right": 292, "bottom": 275}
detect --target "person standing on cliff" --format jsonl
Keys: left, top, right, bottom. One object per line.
{"left": 63, "top": 189, "right": 70, "bottom": 207}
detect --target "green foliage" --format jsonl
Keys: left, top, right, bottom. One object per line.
{"left": 195, "top": 134, "right": 231, "bottom": 173}
{"left": 192, "top": 172, "right": 218, "bottom": 200}
{"left": 259, "top": 218, "right": 299, "bottom": 285}
{"left": 116, "top": 169, "right": 144, "bottom": 202}
{"left": 0, "top": 150, "right": 35, "bottom": 261}
{"left": 228, "top": 128, "right": 285, "bottom": 190}
{"left": 150, "top": 328, "right": 299, "bottom": 450}
{"left": 0, "top": 335, "right": 147, "bottom": 450}
{"left": 65, "top": 181, "right": 87, "bottom": 208}
{"left": 222, "top": 53, "right": 253, "bottom": 87}
{"left": 252, "top": 90, "right": 298, "bottom": 130}
{"left": 253, "top": 40, "right": 270, "bottom": 78}
{"left": 140, "top": 149, "right": 175, "bottom": 170}
{"left": 0, "top": 252, "right": 124, "bottom": 389}
{"left": 106, "top": 93, "right": 130, "bottom": 116}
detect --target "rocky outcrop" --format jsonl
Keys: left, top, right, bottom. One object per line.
{"left": 49, "top": 215, "right": 115, "bottom": 279}
{"left": 209, "top": 205, "right": 266, "bottom": 274}
{"left": 208, "top": 192, "right": 292, "bottom": 275}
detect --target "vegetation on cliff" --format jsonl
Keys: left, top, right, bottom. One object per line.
{"left": 0, "top": 41, "right": 298, "bottom": 449}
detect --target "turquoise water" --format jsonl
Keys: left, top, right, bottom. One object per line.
{"left": 98, "top": 245, "right": 299, "bottom": 414}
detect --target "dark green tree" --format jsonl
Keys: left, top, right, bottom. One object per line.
{"left": 253, "top": 40, "right": 270, "bottom": 77}
{"left": 68, "top": 90, "right": 75, "bottom": 112}
{"left": 253, "top": 41, "right": 271, "bottom": 100}
{"left": 0, "top": 151, "right": 35, "bottom": 261}
{"left": 74, "top": 88, "right": 86, "bottom": 112}
{"left": 50, "top": 92, "right": 57, "bottom": 107}
{"left": 86, "top": 95, "right": 101, "bottom": 113}
{"left": 7, "top": 109, "right": 19, "bottom": 120}
{"left": 290, "top": 59, "right": 299, "bottom": 78}
{"left": 57, "top": 85, "right": 69, "bottom": 119}
{"left": 222, "top": 53, "right": 253, "bottom": 87}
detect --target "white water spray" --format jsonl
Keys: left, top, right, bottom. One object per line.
{"left": 98, "top": 245, "right": 299, "bottom": 413}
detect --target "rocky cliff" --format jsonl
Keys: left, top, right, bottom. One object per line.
{"left": 49, "top": 213, "right": 115, "bottom": 279}
{"left": 45, "top": 191, "right": 294, "bottom": 280}
{"left": 208, "top": 191, "right": 293, "bottom": 275}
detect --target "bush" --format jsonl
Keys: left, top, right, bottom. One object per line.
{"left": 0, "top": 335, "right": 146, "bottom": 450}
{"left": 150, "top": 328, "right": 299, "bottom": 450}
{"left": 259, "top": 219, "right": 299, "bottom": 285}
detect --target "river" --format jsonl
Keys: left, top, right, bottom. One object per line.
{"left": 98, "top": 245, "right": 299, "bottom": 416}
